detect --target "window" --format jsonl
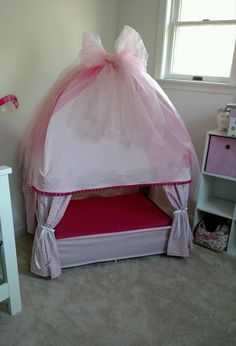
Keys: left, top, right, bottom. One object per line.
{"left": 160, "top": 0, "right": 236, "bottom": 83}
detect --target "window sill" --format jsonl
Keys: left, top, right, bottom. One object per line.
{"left": 157, "top": 78, "right": 236, "bottom": 94}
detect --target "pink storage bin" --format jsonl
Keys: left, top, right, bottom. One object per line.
{"left": 205, "top": 135, "right": 236, "bottom": 178}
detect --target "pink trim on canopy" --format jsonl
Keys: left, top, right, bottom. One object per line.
{"left": 32, "top": 180, "right": 191, "bottom": 196}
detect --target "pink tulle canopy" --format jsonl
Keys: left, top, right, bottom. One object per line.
{"left": 22, "top": 26, "right": 199, "bottom": 195}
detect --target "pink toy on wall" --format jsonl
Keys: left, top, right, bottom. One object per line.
{"left": 0, "top": 94, "right": 19, "bottom": 109}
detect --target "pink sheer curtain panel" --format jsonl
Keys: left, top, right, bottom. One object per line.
{"left": 31, "top": 194, "right": 71, "bottom": 279}
{"left": 164, "top": 183, "right": 193, "bottom": 257}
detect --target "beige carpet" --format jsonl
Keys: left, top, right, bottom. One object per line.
{"left": 0, "top": 234, "right": 236, "bottom": 346}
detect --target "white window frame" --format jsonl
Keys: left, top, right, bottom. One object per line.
{"left": 156, "top": 0, "right": 236, "bottom": 86}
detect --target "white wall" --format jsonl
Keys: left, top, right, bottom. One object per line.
{"left": 0, "top": 0, "right": 117, "bottom": 236}
{"left": 159, "top": 85, "right": 235, "bottom": 159}
{"left": 117, "top": 0, "right": 159, "bottom": 76}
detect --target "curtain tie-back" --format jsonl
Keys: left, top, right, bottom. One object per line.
{"left": 172, "top": 208, "right": 188, "bottom": 239}
{"left": 39, "top": 225, "right": 55, "bottom": 234}
{"left": 35, "top": 225, "right": 55, "bottom": 270}
{"left": 173, "top": 207, "right": 188, "bottom": 215}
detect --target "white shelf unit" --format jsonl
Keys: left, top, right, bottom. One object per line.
{"left": 0, "top": 166, "right": 21, "bottom": 314}
{"left": 193, "top": 130, "right": 236, "bottom": 255}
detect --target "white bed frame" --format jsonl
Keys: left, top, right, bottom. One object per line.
{"left": 57, "top": 226, "right": 170, "bottom": 268}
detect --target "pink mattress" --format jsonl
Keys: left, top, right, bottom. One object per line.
{"left": 55, "top": 193, "right": 172, "bottom": 239}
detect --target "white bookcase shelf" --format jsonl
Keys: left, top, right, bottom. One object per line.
{"left": 203, "top": 171, "right": 236, "bottom": 182}
{"left": 194, "top": 130, "right": 236, "bottom": 255}
{"left": 197, "top": 197, "right": 235, "bottom": 220}
{"left": 0, "top": 166, "right": 21, "bottom": 314}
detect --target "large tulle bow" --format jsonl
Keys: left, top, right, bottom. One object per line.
{"left": 79, "top": 25, "right": 148, "bottom": 71}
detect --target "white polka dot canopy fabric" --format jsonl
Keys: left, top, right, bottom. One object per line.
{"left": 21, "top": 25, "right": 199, "bottom": 196}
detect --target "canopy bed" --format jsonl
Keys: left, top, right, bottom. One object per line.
{"left": 21, "top": 26, "right": 199, "bottom": 279}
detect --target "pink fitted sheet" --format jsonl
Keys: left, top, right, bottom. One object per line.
{"left": 55, "top": 193, "right": 172, "bottom": 239}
